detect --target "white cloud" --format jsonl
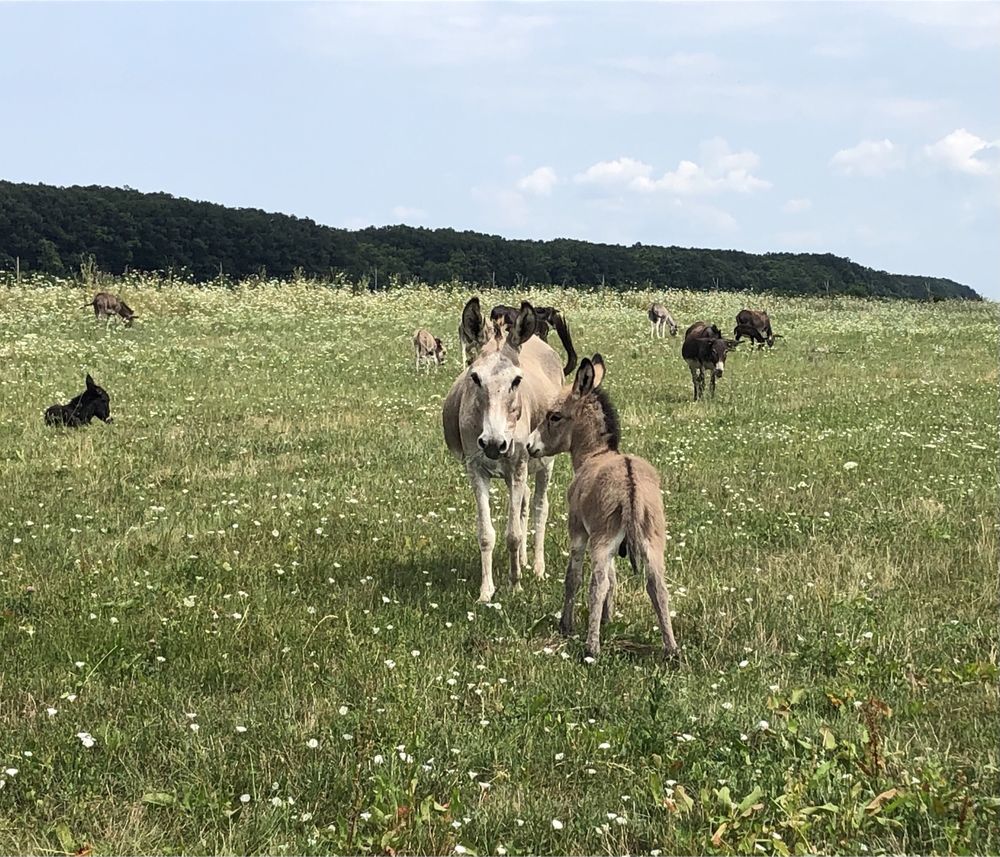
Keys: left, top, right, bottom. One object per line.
{"left": 923, "top": 128, "right": 1000, "bottom": 176}
{"left": 516, "top": 166, "right": 558, "bottom": 196}
{"left": 574, "top": 157, "right": 653, "bottom": 188}
{"left": 391, "top": 205, "right": 427, "bottom": 222}
{"left": 782, "top": 198, "right": 812, "bottom": 214}
{"left": 575, "top": 140, "right": 770, "bottom": 197}
{"left": 830, "top": 139, "right": 905, "bottom": 177}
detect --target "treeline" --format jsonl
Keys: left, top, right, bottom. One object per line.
{"left": 0, "top": 180, "right": 981, "bottom": 300}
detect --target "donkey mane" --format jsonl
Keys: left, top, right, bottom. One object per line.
{"left": 591, "top": 387, "right": 620, "bottom": 452}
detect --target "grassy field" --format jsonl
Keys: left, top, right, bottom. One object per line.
{"left": 0, "top": 281, "right": 997, "bottom": 856}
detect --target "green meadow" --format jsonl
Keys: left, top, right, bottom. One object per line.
{"left": 0, "top": 281, "right": 997, "bottom": 855}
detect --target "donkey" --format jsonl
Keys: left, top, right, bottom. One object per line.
{"left": 648, "top": 303, "right": 678, "bottom": 338}
{"left": 44, "top": 374, "right": 112, "bottom": 427}
{"left": 526, "top": 354, "right": 679, "bottom": 660}
{"left": 413, "top": 328, "right": 447, "bottom": 370}
{"left": 83, "top": 292, "right": 136, "bottom": 326}
{"left": 443, "top": 299, "right": 562, "bottom": 602}
{"left": 734, "top": 308, "right": 780, "bottom": 348}
{"left": 682, "top": 321, "right": 739, "bottom": 400}
{"left": 487, "top": 303, "right": 578, "bottom": 377}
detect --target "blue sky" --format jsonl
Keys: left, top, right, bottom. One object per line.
{"left": 2, "top": 2, "right": 998, "bottom": 297}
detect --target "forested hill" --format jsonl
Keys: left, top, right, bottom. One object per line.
{"left": 0, "top": 180, "right": 981, "bottom": 300}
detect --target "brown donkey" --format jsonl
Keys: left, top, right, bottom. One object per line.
{"left": 526, "top": 354, "right": 679, "bottom": 660}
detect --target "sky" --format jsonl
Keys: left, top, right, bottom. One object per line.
{"left": 1, "top": 1, "right": 998, "bottom": 297}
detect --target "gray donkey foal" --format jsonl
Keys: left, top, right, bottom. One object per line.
{"left": 527, "top": 355, "right": 679, "bottom": 660}
{"left": 442, "top": 299, "right": 562, "bottom": 602}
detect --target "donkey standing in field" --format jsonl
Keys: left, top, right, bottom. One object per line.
{"left": 648, "top": 303, "right": 678, "bottom": 338}
{"left": 526, "top": 354, "right": 679, "bottom": 660}
{"left": 83, "top": 292, "right": 136, "bottom": 326}
{"left": 734, "top": 308, "right": 780, "bottom": 348}
{"left": 443, "top": 299, "right": 562, "bottom": 602}
{"left": 44, "top": 374, "right": 113, "bottom": 427}
{"left": 413, "top": 328, "right": 447, "bottom": 370}
{"left": 681, "top": 321, "right": 740, "bottom": 401}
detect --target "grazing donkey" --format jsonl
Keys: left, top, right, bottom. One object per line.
{"left": 44, "top": 374, "right": 112, "bottom": 427}
{"left": 488, "top": 303, "right": 578, "bottom": 377}
{"left": 648, "top": 303, "right": 678, "bottom": 338}
{"left": 682, "top": 321, "right": 739, "bottom": 400}
{"left": 526, "top": 354, "right": 679, "bottom": 660}
{"left": 443, "top": 298, "right": 562, "bottom": 602}
{"left": 734, "top": 308, "right": 780, "bottom": 348}
{"left": 83, "top": 292, "right": 136, "bottom": 326}
{"left": 413, "top": 328, "right": 447, "bottom": 370}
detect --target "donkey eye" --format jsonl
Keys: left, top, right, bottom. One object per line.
{"left": 549, "top": 412, "right": 562, "bottom": 423}
{"left": 470, "top": 372, "right": 481, "bottom": 387}
{"left": 511, "top": 376, "right": 522, "bottom": 390}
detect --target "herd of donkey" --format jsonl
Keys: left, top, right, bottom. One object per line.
{"left": 45, "top": 290, "right": 780, "bottom": 661}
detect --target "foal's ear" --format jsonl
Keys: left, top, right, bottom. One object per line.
{"left": 590, "top": 353, "right": 607, "bottom": 388}
{"left": 507, "top": 301, "right": 537, "bottom": 350}
{"left": 85, "top": 373, "right": 96, "bottom": 390}
{"left": 460, "top": 297, "right": 485, "bottom": 343}
{"left": 572, "top": 357, "right": 596, "bottom": 397}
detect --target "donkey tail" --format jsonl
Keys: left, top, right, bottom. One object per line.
{"left": 552, "top": 310, "right": 578, "bottom": 377}
{"left": 620, "top": 456, "right": 651, "bottom": 576}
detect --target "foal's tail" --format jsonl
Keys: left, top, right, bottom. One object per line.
{"left": 81, "top": 300, "right": 95, "bottom": 308}
{"left": 618, "top": 457, "right": 654, "bottom": 576}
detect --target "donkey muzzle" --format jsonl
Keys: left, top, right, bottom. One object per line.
{"left": 478, "top": 437, "right": 509, "bottom": 460}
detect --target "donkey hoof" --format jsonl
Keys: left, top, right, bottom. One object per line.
{"left": 477, "top": 589, "right": 495, "bottom": 604}
{"left": 662, "top": 647, "right": 682, "bottom": 667}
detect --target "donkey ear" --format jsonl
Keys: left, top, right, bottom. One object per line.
{"left": 572, "top": 357, "right": 596, "bottom": 397}
{"left": 461, "top": 297, "right": 484, "bottom": 343}
{"left": 590, "top": 353, "right": 607, "bottom": 388}
{"left": 725, "top": 339, "right": 741, "bottom": 351}
{"left": 85, "top": 373, "right": 96, "bottom": 389}
{"left": 508, "top": 301, "right": 537, "bottom": 349}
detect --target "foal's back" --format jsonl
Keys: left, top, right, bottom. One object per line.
{"left": 570, "top": 450, "right": 664, "bottom": 541}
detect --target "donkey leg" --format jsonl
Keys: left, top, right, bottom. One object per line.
{"left": 602, "top": 563, "right": 618, "bottom": 626}
{"left": 644, "top": 548, "right": 679, "bottom": 658}
{"left": 560, "top": 519, "right": 588, "bottom": 637}
{"left": 504, "top": 461, "right": 529, "bottom": 592}
{"left": 468, "top": 467, "right": 496, "bottom": 603}
{"left": 518, "top": 491, "right": 530, "bottom": 569}
{"left": 530, "top": 457, "right": 553, "bottom": 579}
{"left": 585, "top": 541, "right": 616, "bottom": 658}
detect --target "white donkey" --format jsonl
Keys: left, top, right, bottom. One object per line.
{"left": 527, "top": 354, "right": 679, "bottom": 660}
{"left": 442, "top": 298, "right": 562, "bottom": 602}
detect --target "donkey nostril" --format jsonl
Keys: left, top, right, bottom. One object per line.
{"left": 498, "top": 440, "right": 509, "bottom": 453}
{"left": 478, "top": 437, "right": 487, "bottom": 449}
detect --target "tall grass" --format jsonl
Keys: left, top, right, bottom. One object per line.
{"left": 0, "top": 281, "right": 996, "bottom": 855}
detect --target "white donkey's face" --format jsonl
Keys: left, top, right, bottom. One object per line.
{"left": 469, "top": 350, "right": 524, "bottom": 460}
{"left": 459, "top": 296, "right": 538, "bottom": 461}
